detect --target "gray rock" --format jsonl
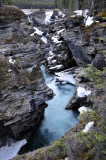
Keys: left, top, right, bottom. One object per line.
{"left": 0, "top": 7, "right": 53, "bottom": 145}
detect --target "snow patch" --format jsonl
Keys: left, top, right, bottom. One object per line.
{"left": 77, "top": 86, "right": 91, "bottom": 97}
{"left": 85, "top": 16, "right": 93, "bottom": 26}
{"left": 8, "top": 69, "right": 12, "bottom": 73}
{"left": 74, "top": 9, "right": 94, "bottom": 26}
{"left": 30, "top": 27, "right": 47, "bottom": 43}
{"left": 41, "top": 36, "right": 48, "bottom": 43}
{"left": 30, "top": 27, "right": 43, "bottom": 36}
{"left": 47, "top": 56, "right": 55, "bottom": 62}
{"left": 59, "top": 11, "right": 65, "bottom": 17}
{"left": 28, "top": 17, "right": 32, "bottom": 23}
{"left": 57, "top": 44, "right": 61, "bottom": 47}
{"left": 74, "top": 9, "right": 89, "bottom": 16}
{"left": 55, "top": 71, "right": 76, "bottom": 85}
{"left": 52, "top": 60, "right": 57, "bottom": 64}
{"left": 82, "top": 121, "right": 94, "bottom": 133}
{"left": 65, "top": 158, "right": 70, "bottom": 160}
{"left": 0, "top": 139, "right": 27, "bottom": 160}
{"left": 45, "top": 11, "right": 53, "bottom": 24}
{"left": 9, "top": 57, "right": 16, "bottom": 64}
{"left": 52, "top": 36, "right": 63, "bottom": 44}
{"left": 57, "top": 29, "right": 65, "bottom": 34}
{"left": 49, "top": 65, "right": 63, "bottom": 70}
{"left": 78, "top": 106, "right": 92, "bottom": 114}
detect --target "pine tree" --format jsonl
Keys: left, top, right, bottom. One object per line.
{"left": 54, "top": 0, "right": 58, "bottom": 8}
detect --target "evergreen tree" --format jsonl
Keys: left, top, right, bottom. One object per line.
{"left": 54, "top": 0, "right": 58, "bottom": 8}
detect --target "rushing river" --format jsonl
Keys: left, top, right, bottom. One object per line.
{"left": 20, "top": 66, "right": 79, "bottom": 153}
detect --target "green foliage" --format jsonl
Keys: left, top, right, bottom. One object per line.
{"left": 102, "top": 50, "right": 106, "bottom": 54}
{"left": 35, "top": 138, "right": 66, "bottom": 160}
{"left": 54, "top": 0, "right": 78, "bottom": 11}
{"left": 0, "top": 15, "right": 4, "bottom": 20}
{"left": 12, "top": 155, "right": 22, "bottom": 160}
{"left": 0, "top": 10, "right": 4, "bottom": 20}
{"left": 79, "top": 110, "right": 100, "bottom": 124}
{"left": 81, "top": 0, "right": 91, "bottom": 9}
{"left": 99, "top": 37, "right": 106, "bottom": 42}
{"left": 1, "top": 0, "right": 13, "bottom": 5}
{"left": 75, "top": 130, "right": 95, "bottom": 149}
{"left": 68, "top": 0, "right": 76, "bottom": 11}
{"left": 50, "top": 138, "right": 66, "bottom": 157}
{"left": 13, "top": 0, "right": 54, "bottom": 9}
{"left": 26, "top": 155, "right": 33, "bottom": 160}
{"left": 102, "top": 17, "right": 106, "bottom": 20}
{"left": 101, "top": 22, "right": 106, "bottom": 28}
{"left": 54, "top": 0, "right": 105, "bottom": 15}
{"left": 83, "top": 64, "right": 106, "bottom": 89}
{"left": 95, "top": 118, "right": 106, "bottom": 142}
{"left": 75, "top": 115, "right": 106, "bottom": 159}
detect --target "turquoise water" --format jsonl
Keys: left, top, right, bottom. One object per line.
{"left": 21, "top": 66, "right": 79, "bottom": 152}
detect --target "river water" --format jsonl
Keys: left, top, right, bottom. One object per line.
{"left": 20, "top": 65, "right": 79, "bottom": 153}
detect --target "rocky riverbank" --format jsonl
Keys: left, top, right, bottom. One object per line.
{"left": 0, "top": 5, "right": 106, "bottom": 160}
{"left": 0, "top": 5, "right": 53, "bottom": 147}
{"left": 13, "top": 87, "right": 105, "bottom": 160}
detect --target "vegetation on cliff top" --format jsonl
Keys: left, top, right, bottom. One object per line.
{"left": 54, "top": 0, "right": 105, "bottom": 13}
{"left": 1, "top": 0, "right": 106, "bottom": 11}
{"left": 0, "top": 0, "right": 54, "bottom": 9}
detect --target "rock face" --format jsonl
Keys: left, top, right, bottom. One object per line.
{"left": 0, "top": 5, "right": 106, "bottom": 153}
{"left": 40, "top": 11, "right": 106, "bottom": 71}
{"left": 0, "top": 6, "right": 53, "bottom": 147}
{"left": 29, "top": 10, "right": 45, "bottom": 27}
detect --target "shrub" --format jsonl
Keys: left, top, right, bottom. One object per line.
{"left": 82, "top": 64, "right": 106, "bottom": 89}
{"left": 79, "top": 110, "right": 100, "bottom": 124}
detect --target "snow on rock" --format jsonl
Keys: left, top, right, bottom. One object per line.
{"left": 55, "top": 71, "right": 76, "bottom": 85}
{"left": 0, "top": 139, "right": 27, "bottom": 160}
{"left": 52, "top": 60, "right": 57, "bottom": 64}
{"left": 85, "top": 16, "right": 93, "bottom": 26}
{"left": 49, "top": 50, "right": 54, "bottom": 56}
{"left": 49, "top": 65, "right": 64, "bottom": 71}
{"left": 22, "top": 9, "right": 33, "bottom": 15}
{"left": 28, "top": 17, "right": 32, "bottom": 23}
{"left": 74, "top": 9, "right": 89, "bottom": 16}
{"left": 74, "top": 9, "right": 94, "bottom": 26}
{"left": 47, "top": 55, "right": 55, "bottom": 62}
{"left": 65, "top": 158, "right": 70, "bottom": 160}
{"left": 9, "top": 57, "right": 16, "bottom": 64}
{"left": 82, "top": 121, "right": 94, "bottom": 133}
{"left": 30, "top": 27, "right": 47, "bottom": 43}
{"left": 77, "top": 86, "right": 91, "bottom": 98}
{"left": 8, "top": 69, "right": 12, "bottom": 73}
{"left": 57, "top": 29, "right": 65, "bottom": 35}
{"left": 30, "top": 27, "right": 43, "bottom": 36}
{"left": 78, "top": 106, "right": 92, "bottom": 114}
{"left": 59, "top": 11, "right": 65, "bottom": 17}
{"left": 52, "top": 36, "right": 63, "bottom": 44}
{"left": 45, "top": 11, "right": 53, "bottom": 24}
{"left": 41, "top": 36, "right": 48, "bottom": 43}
